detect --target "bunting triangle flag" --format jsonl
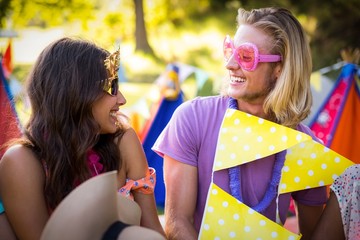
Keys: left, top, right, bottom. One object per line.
{"left": 199, "top": 183, "right": 301, "bottom": 240}
{"left": 279, "top": 140, "right": 354, "bottom": 193}
{"left": 213, "top": 109, "right": 311, "bottom": 171}
{"left": 1, "top": 39, "right": 13, "bottom": 79}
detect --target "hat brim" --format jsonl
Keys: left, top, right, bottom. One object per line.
{"left": 41, "top": 171, "right": 141, "bottom": 240}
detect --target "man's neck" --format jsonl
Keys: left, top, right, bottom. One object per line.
{"left": 236, "top": 99, "right": 273, "bottom": 122}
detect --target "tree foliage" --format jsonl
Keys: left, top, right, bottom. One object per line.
{"left": 0, "top": 0, "right": 359, "bottom": 70}
{"left": 1, "top": 0, "right": 97, "bottom": 28}
{"left": 206, "top": 0, "right": 360, "bottom": 70}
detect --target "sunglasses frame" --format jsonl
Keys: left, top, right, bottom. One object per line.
{"left": 223, "top": 35, "right": 282, "bottom": 71}
{"left": 102, "top": 77, "right": 119, "bottom": 96}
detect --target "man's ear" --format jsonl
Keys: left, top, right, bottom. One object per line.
{"left": 274, "top": 64, "right": 282, "bottom": 79}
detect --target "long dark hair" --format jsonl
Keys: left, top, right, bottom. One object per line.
{"left": 23, "top": 37, "right": 124, "bottom": 209}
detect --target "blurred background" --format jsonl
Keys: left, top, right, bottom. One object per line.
{"left": 1, "top": 0, "right": 359, "bottom": 87}
{"left": 1, "top": 0, "right": 359, "bottom": 212}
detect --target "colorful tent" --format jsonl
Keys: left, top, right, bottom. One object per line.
{"left": 0, "top": 60, "right": 22, "bottom": 158}
{"left": 142, "top": 93, "right": 184, "bottom": 208}
{"left": 142, "top": 64, "right": 184, "bottom": 208}
{"left": 309, "top": 63, "right": 360, "bottom": 163}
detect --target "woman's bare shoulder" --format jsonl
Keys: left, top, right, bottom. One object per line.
{"left": 1, "top": 144, "right": 38, "bottom": 161}
{"left": 117, "top": 127, "right": 148, "bottom": 178}
{"left": 0, "top": 144, "right": 43, "bottom": 178}
{"left": 121, "top": 127, "right": 139, "bottom": 141}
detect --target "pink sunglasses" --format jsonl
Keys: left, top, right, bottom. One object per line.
{"left": 223, "top": 35, "right": 282, "bottom": 71}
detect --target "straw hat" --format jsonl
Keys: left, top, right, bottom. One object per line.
{"left": 41, "top": 171, "right": 141, "bottom": 240}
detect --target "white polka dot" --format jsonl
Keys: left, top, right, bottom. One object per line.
{"left": 281, "top": 183, "right": 287, "bottom": 189}
{"left": 229, "top": 232, "right": 236, "bottom": 238}
{"left": 219, "top": 144, "right": 225, "bottom": 150}
{"left": 335, "top": 157, "right": 340, "bottom": 163}
{"left": 246, "top": 113, "right": 252, "bottom": 117}
{"left": 299, "top": 142, "right": 306, "bottom": 148}
{"left": 319, "top": 180, "right": 325, "bottom": 186}
{"left": 288, "top": 236, "right": 295, "bottom": 240}
{"left": 308, "top": 170, "right": 314, "bottom": 176}
{"left": 287, "top": 149, "right": 293, "bottom": 154}
{"left": 230, "top": 153, "right": 236, "bottom": 159}
{"left": 258, "top": 119, "right": 264, "bottom": 124}
{"left": 244, "top": 226, "right": 251, "bottom": 232}
{"left": 218, "top": 219, "right": 225, "bottom": 225}
{"left": 294, "top": 177, "right": 300, "bottom": 183}
{"left": 324, "top": 147, "right": 330, "bottom": 152}
{"left": 243, "top": 145, "right": 250, "bottom": 151}
{"left": 255, "top": 154, "right": 262, "bottom": 159}
{"left": 259, "top": 220, "right": 266, "bottom": 226}
{"left": 234, "top": 119, "right": 240, "bottom": 125}
{"left": 271, "top": 231, "right": 278, "bottom": 238}
{"left": 257, "top": 136, "right": 263, "bottom": 142}
{"left": 269, "top": 145, "right": 275, "bottom": 151}
{"left": 233, "top": 214, "right": 239, "bottom": 220}
{"left": 296, "top": 134, "right": 302, "bottom": 141}
{"left": 208, "top": 206, "right": 214, "bottom": 212}
{"left": 311, "top": 153, "right": 316, "bottom": 159}
{"left": 204, "top": 224, "right": 210, "bottom": 230}
{"left": 270, "top": 127, "right": 276, "bottom": 133}
{"left": 248, "top": 209, "right": 255, "bottom": 214}
{"left": 256, "top": 238, "right": 263, "bottom": 240}
{"left": 232, "top": 136, "right": 239, "bottom": 142}
{"left": 216, "top": 161, "right": 222, "bottom": 167}
{"left": 215, "top": 237, "right": 220, "bottom": 240}
{"left": 245, "top": 127, "right": 252, "bottom": 133}
{"left": 297, "top": 159, "right": 303, "bottom": 165}
{"left": 222, "top": 201, "right": 229, "bottom": 207}
{"left": 283, "top": 166, "right": 290, "bottom": 172}
{"left": 332, "top": 174, "right": 338, "bottom": 180}
{"left": 305, "top": 186, "right": 311, "bottom": 189}
{"left": 212, "top": 189, "right": 218, "bottom": 195}
{"left": 282, "top": 136, "right": 288, "bottom": 142}
{"left": 321, "top": 163, "right": 327, "bottom": 169}
{"left": 222, "top": 128, "right": 228, "bottom": 133}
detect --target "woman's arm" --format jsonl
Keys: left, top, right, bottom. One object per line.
{"left": 118, "top": 128, "right": 165, "bottom": 236}
{"left": 296, "top": 201, "right": 324, "bottom": 240}
{"left": 0, "top": 213, "right": 17, "bottom": 240}
{"left": 0, "top": 145, "right": 49, "bottom": 240}
{"left": 163, "top": 155, "right": 198, "bottom": 240}
{"left": 311, "top": 192, "right": 345, "bottom": 240}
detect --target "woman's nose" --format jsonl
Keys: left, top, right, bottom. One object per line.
{"left": 117, "top": 91, "right": 127, "bottom": 106}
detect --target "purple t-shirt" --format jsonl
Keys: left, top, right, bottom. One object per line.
{"left": 152, "top": 95, "right": 327, "bottom": 232}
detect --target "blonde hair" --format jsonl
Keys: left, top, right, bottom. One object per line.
{"left": 237, "top": 7, "right": 313, "bottom": 128}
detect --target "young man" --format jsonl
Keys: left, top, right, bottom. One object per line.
{"left": 153, "top": 7, "right": 327, "bottom": 240}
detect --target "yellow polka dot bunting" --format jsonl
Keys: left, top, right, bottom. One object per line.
{"left": 279, "top": 140, "right": 354, "bottom": 193}
{"left": 199, "top": 183, "right": 301, "bottom": 240}
{"left": 200, "top": 109, "right": 355, "bottom": 239}
{"left": 214, "top": 109, "right": 311, "bottom": 171}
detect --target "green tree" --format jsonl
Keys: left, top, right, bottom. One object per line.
{"left": 133, "top": 0, "right": 154, "bottom": 54}
{"left": 207, "top": 0, "right": 360, "bottom": 70}
{"left": 0, "top": 0, "right": 12, "bottom": 28}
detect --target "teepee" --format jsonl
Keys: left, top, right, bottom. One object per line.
{"left": 309, "top": 49, "right": 360, "bottom": 163}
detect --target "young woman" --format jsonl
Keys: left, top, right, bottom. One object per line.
{"left": 0, "top": 37, "right": 165, "bottom": 240}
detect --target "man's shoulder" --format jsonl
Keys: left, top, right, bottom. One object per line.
{"left": 184, "top": 95, "right": 228, "bottom": 109}
{"left": 297, "top": 123, "right": 323, "bottom": 144}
